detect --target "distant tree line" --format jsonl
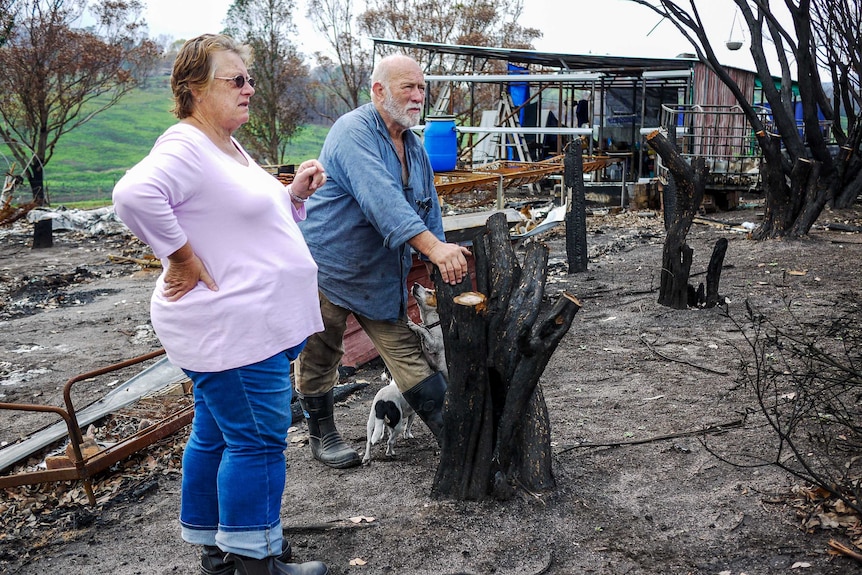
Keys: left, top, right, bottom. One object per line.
{"left": 7, "top": 0, "right": 856, "bottom": 242}
{"left": 221, "top": 0, "right": 541, "bottom": 162}
{"left": 0, "top": 0, "right": 540, "bottom": 185}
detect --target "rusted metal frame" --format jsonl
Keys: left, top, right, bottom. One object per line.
{"left": 0, "top": 400, "right": 100, "bottom": 503}
{"left": 0, "top": 404, "right": 193, "bottom": 505}
{"left": 62, "top": 348, "right": 167, "bottom": 445}
{"left": 0, "top": 349, "right": 194, "bottom": 506}
{"left": 0, "top": 403, "right": 90, "bottom": 483}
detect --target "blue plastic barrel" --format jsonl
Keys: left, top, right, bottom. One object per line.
{"left": 423, "top": 116, "right": 457, "bottom": 172}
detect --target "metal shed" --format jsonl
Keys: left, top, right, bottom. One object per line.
{"left": 371, "top": 38, "right": 764, "bottom": 203}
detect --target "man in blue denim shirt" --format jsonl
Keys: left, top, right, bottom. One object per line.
{"left": 295, "top": 54, "right": 470, "bottom": 468}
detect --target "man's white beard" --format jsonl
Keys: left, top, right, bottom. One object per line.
{"left": 383, "top": 89, "right": 420, "bottom": 129}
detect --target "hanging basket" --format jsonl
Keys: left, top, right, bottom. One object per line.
{"left": 726, "top": 9, "right": 744, "bottom": 52}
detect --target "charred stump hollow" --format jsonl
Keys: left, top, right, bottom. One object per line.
{"left": 646, "top": 129, "right": 706, "bottom": 309}
{"left": 432, "top": 212, "right": 581, "bottom": 501}
{"left": 646, "top": 130, "right": 729, "bottom": 309}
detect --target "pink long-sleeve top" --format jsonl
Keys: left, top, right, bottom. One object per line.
{"left": 112, "top": 123, "right": 323, "bottom": 372}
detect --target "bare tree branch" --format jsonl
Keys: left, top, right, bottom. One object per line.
{"left": 0, "top": 0, "right": 158, "bottom": 205}
{"left": 224, "top": 0, "right": 311, "bottom": 164}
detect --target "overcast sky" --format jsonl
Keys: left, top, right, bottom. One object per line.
{"left": 138, "top": 0, "right": 765, "bottom": 71}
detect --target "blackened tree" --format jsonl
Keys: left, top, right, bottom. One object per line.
{"left": 629, "top": 0, "right": 861, "bottom": 238}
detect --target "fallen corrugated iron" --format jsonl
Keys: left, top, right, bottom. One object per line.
{"left": 0, "top": 349, "right": 192, "bottom": 506}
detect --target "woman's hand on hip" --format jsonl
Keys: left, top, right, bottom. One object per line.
{"left": 163, "top": 243, "right": 218, "bottom": 301}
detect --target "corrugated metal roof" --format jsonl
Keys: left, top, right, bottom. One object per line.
{"left": 370, "top": 37, "right": 697, "bottom": 73}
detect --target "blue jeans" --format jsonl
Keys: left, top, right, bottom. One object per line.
{"left": 179, "top": 343, "right": 304, "bottom": 559}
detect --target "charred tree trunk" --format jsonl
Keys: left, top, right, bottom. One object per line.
{"left": 751, "top": 133, "right": 793, "bottom": 240}
{"left": 834, "top": 142, "right": 862, "bottom": 208}
{"left": 662, "top": 125, "right": 678, "bottom": 232}
{"left": 789, "top": 158, "right": 830, "bottom": 236}
{"left": 752, "top": 135, "right": 834, "bottom": 239}
{"left": 432, "top": 212, "right": 581, "bottom": 501}
{"left": 704, "top": 238, "right": 728, "bottom": 308}
{"left": 564, "top": 140, "right": 588, "bottom": 273}
{"left": 32, "top": 219, "right": 53, "bottom": 249}
{"left": 647, "top": 130, "right": 706, "bottom": 309}
{"left": 834, "top": 123, "right": 862, "bottom": 208}
{"left": 433, "top": 289, "right": 495, "bottom": 500}
{"left": 28, "top": 166, "right": 52, "bottom": 249}
{"left": 754, "top": 155, "right": 831, "bottom": 239}
{"left": 660, "top": 234, "right": 694, "bottom": 309}
{"left": 662, "top": 174, "right": 677, "bottom": 232}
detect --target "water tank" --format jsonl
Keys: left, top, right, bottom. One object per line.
{"left": 423, "top": 116, "right": 457, "bottom": 172}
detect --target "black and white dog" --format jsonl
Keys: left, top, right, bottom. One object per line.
{"left": 362, "top": 283, "right": 448, "bottom": 463}
{"left": 362, "top": 374, "right": 415, "bottom": 463}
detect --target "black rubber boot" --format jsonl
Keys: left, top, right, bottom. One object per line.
{"left": 298, "top": 390, "right": 361, "bottom": 469}
{"left": 226, "top": 553, "right": 329, "bottom": 575}
{"left": 201, "top": 539, "right": 292, "bottom": 575}
{"left": 402, "top": 371, "right": 447, "bottom": 444}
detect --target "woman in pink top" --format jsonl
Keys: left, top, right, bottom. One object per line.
{"left": 113, "top": 34, "right": 328, "bottom": 575}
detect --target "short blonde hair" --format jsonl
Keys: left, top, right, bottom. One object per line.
{"left": 170, "top": 34, "right": 253, "bottom": 119}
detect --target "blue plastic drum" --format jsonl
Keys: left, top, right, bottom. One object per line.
{"left": 423, "top": 116, "right": 457, "bottom": 172}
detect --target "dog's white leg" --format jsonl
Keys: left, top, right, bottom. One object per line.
{"left": 404, "top": 413, "right": 415, "bottom": 439}
{"left": 407, "top": 320, "right": 423, "bottom": 336}
{"left": 385, "top": 428, "right": 397, "bottom": 456}
{"left": 362, "top": 410, "right": 376, "bottom": 463}
{"left": 386, "top": 420, "right": 407, "bottom": 456}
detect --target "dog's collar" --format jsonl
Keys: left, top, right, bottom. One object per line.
{"left": 424, "top": 320, "right": 441, "bottom": 329}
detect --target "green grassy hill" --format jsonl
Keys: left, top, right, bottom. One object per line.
{"left": 2, "top": 78, "right": 329, "bottom": 206}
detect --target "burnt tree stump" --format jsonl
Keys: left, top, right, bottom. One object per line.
{"left": 646, "top": 130, "right": 707, "bottom": 309}
{"left": 564, "top": 140, "right": 588, "bottom": 273}
{"left": 704, "top": 238, "right": 728, "bottom": 308}
{"left": 432, "top": 212, "right": 581, "bottom": 501}
{"left": 32, "top": 219, "right": 53, "bottom": 249}
{"left": 662, "top": 173, "right": 678, "bottom": 232}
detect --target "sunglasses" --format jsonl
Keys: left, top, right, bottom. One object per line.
{"left": 214, "top": 75, "right": 255, "bottom": 89}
